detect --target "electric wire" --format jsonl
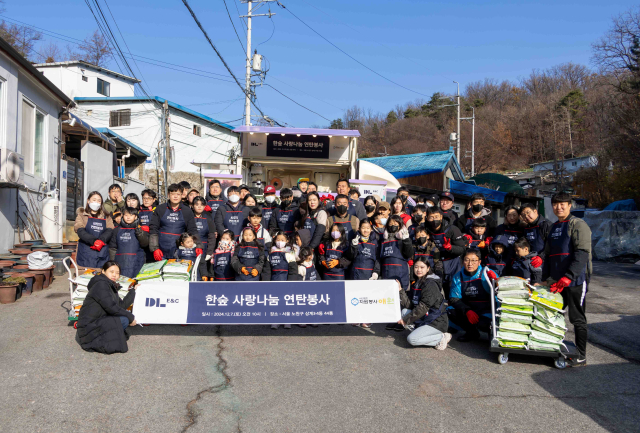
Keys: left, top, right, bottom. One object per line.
{"left": 265, "top": 84, "right": 330, "bottom": 122}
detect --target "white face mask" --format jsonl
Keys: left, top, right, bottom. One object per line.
{"left": 228, "top": 194, "right": 240, "bottom": 203}
{"left": 89, "top": 202, "right": 101, "bottom": 211}
{"left": 276, "top": 241, "right": 286, "bottom": 249}
{"left": 379, "top": 218, "right": 388, "bottom": 226}
{"left": 265, "top": 195, "right": 275, "bottom": 204}
{"left": 331, "top": 231, "right": 341, "bottom": 240}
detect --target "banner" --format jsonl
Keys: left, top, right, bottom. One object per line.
{"left": 132, "top": 280, "right": 401, "bottom": 325}
{"left": 266, "top": 134, "right": 330, "bottom": 159}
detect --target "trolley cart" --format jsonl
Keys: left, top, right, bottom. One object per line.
{"left": 485, "top": 268, "right": 579, "bottom": 369}
{"left": 64, "top": 255, "right": 202, "bottom": 328}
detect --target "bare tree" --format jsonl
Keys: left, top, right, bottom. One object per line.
{"left": 70, "top": 30, "right": 113, "bottom": 67}
{"left": 0, "top": 22, "right": 42, "bottom": 59}
{"left": 40, "top": 42, "right": 64, "bottom": 63}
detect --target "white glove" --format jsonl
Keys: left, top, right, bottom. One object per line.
{"left": 352, "top": 235, "right": 360, "bottom": 246}
{"left": 205, "top": 254, "right": 212, "bottom": 261}
{"left": 369, "top": 272, "right": 378, "bottom": 280}
{"left": 396, "top": 227, "right": 409, "bottom": 240}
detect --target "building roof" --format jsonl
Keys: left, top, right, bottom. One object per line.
{"left": 531, "top": 155, "right": 595, "bottom": 167}
{"left": 0, "top": 38, "right": 73, "bottom": 106}
{"left": 449, "top": 180, "right": 508, "bottom": 204}
{"left": 33, "top": 60, "right": 140, "bottom": 83}
{"left": 64, "top": 112, "right": 116, "bottom": 147}
{"left": 96, "top": 128, "right": 150, "bottom": 157}
{"left": 469, "top": 173, "right": 525, "bottom": 194}
{"left": 74, "top": 96, "right": 236, "bottom": 131}
{"left": 360, "top": 150, "right": 463, "bottom": 180}
{"left": 234, "top": 125, "right": 361, "bottom": 137}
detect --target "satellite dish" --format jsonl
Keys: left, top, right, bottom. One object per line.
{"left": 270, "top": 177, "right": 283, "bottom": 190}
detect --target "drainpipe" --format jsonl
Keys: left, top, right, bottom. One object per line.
{"left": 120, "top": 147, "right": 131, "bottom": 179}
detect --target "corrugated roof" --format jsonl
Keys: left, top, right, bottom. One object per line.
{"left": 96, "top": 127, "right": 150, "bottom": 157}
{"left": 360, "top": 150, "right": 462, "bottom": 180}
{"left": 449, "top": 180, "right": 508, "bottom": 203}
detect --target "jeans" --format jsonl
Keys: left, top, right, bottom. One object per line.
{"left": 401, "top": 308, "right": 444, "bottom": 347}
{"left": 119, "top": 315, "right": 130, "bottom": 330}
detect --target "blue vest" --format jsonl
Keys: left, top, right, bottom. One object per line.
{"left": 276, "top": 208, "right": 296, "bottom": 234}
{"left": 303, "top": 216, "right": 317, "bottom": 240}
{"left": 158, "top": 206, "right": 186, "bottom": 258}
{"left": 510, "top": 257, "right": 533, "bottom": 281}
{"left": 139, "top": 207, "right": 153, "bottom": 227}
{"left": 268, "top": 250, "right": 289, "bottom": 281}
{"left": 547, "top": 220, "right": 587, "bottom": 286}
{"left": 223, "top": 206, "right": 244, "bottom": 240}
{"left": 350, "top": 238, "right": 377, "bottom": 280}
{"left": 261, "top": 205, "right": 275, "bottom": 229}
{"left": 324, "top": 244, "right": 347, "bottom": 280}
{"left": 414, "top": 246, "right": 436, "bottom": 269}
{"left": 77, "top": 216, "right": 109, "bottom": 268}
{"left": 194, "top": 216, "right": 210, "bottom": 253}
{"left": 213, "top": 251, "right": 234, "bottom": 280}
{"left": 380, "top": 239, "right": 409, "bottom": 289}
{"left": 114, "top": 227, "right": 145, "bottom": 279}
{"left": 206, "top": 198, "right": 225, "bottom": 216}
{"left": 460, "top": 271, "right": 491, "bottom": 314}
{"left": 524, "top": 224, "right": 545, "bottom": 254}
{"left": 409, "top": 280, "right": 446, "bottom": 328}
{"left": 176, "top": 247, "right": 197, "bottom": 261}
{"left": 304, "top": 264, "right": 318, "bottom": 281}
{"left": 485, "top": 254, "right": 506, "bottom": 277}
{"left": 235, "top": 246, "right": 260, "bottom": 281}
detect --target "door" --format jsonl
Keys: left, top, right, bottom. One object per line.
{"left": 64, "top": 156, "right": 84, "bottom": 221}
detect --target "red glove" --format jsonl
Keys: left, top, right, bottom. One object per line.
{"left": 531, "top": 256, "right": 543, "bottom": 268}
{"left": 487, "top": 270, "right": 498, "bottom": 281}
{"left": 90, "top": 240, "right": 106, "bottom": 251}
{"left": 196, "top": 248, "right": 203, "bottom": 256}
{"left": 466, "top": 310, "right": 480, "bottom": 325}
{"left": 550, "top": 277, "right": 571, "bottom": 293}
{"left": 442, "top": 237, "right": 452, "bottom": 251}
{"left": 204, "top": 205, "right": 212, "bottom": 212}
{"left": 463, "top": 234, "right": 473, "bottom": 245}
{"left": 153, "top": 250, "right": 164, "bottom": 261}
{"left": 408, "top": 259, "right": 414, "bottom": 267}
{"left": 318, "top": 243, "right": 326, "bottom": 255}
{"left": 485, "top": 237, "right": 493, "bottom": 246}
{"left": 140, "top": 225, "right": 150, "bottom": 232}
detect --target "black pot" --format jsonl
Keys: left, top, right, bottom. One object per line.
{"left": 49, "top": 249, "right": 74, "bottom": 259}
{"left": 23, "top": 239, "right": 44, "bottom": 246}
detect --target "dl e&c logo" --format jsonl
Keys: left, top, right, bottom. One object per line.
{"left": 351, "top": 298, "right": 359, "bottom": 306}
{"left": 145, "top": 298, "right": 166, "bottom": 308}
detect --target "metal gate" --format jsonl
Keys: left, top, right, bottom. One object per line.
{"left": 64, "top": 156, "right": 84, "bottom": 221}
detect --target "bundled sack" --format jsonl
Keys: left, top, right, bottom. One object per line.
{"left": 496, "top": 276, "right": 530, "bottom": 292}
{"left": 497, "top": 290, "right": 531, "bottom": 300}
{"left": 533, "top": 305, "right": 568, "bottom": 330}
{"left": 497, "top": 330, "right": 529, "bottom": 343}
{"left": 530, "top": 287, "right": 564, "bottom": 312}
{"left": 498, "top": 321, "right": 532, "bottom": 334}
{"left": 498, "top": 298, "right": 534, "bottom": 315}
{"left": 529, "top": 329, "right": 563, "bottom": 345}
{"left": 499, "top": 340, "right": 527, "bottom": 349}
{"left": 136, "top": 260, "right": 167, "bottom": 281}
{"left": 498, "top": 312, "right": 533, "bottom": 324}
{"left": 528, "top": 340, "right": 563, "bottom": 352}
{"left": 162, "top": 259, "right": 193, "bottom": 281}
{"left": 531, "top": 319, "right": 565, "bottom": 339}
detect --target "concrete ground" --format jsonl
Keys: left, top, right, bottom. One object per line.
{"left": 1, "top": 262, "right": 639, "bottom": 433}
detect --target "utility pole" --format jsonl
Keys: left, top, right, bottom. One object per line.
{"left": 163, "top": 100, "right": 170, "bottom": 200}
{"left": 454, "top": 81, "right": 461, "bottom": 162}
{"left": 240, "top": 1, "right": 276, "bottom": 126}
{"left": 461, "top": 107, "right": 476, "bottom": 177}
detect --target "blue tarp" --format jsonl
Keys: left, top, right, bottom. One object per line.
{"left": 449, "top": 180, "right": 508, "bottom": 203}
{"left": 603, "top": 199, "right": 637, "bottom": 211}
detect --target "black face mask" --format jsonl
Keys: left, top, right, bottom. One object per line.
{"left": 472, "top": 204, "right": 483, "bottom": 213}
{"left": 400, "top": 195, "right": 408, "bottom": 202}
{"left": 336, "top": 205, "right": 348, "bottom": 215}
{"left": 365, "top": 205, "right": 376, "bottom": 213}
{"left": 417, "top": 236, "right": 427, "bottom": 245}
{"left": 388, "top": 225, "right": 399, "bottom": 233}
{"left": 281, "top": 199, "right": 292, "bottom": 208}
{"left": 412, "top": 215, "right": 423, "bottom": 225}
{"left": 427, "top": 220, "right": 441, "bottom": 231}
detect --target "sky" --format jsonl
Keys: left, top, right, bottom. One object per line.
{"left": 5, "top": 0, "right": 638, "bottom": 128}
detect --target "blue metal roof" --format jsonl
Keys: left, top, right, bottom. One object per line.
{"left": 74, "top": 96, "right": 236, "bottom": 131}
{"left": 360, "top": 150, "right": 463, "bottom": 180}
{"left": 449, "top": 180, "right": 508, "bottom": 203}
{"left": 96, "top": 127, "right": 150, "bottom": 157}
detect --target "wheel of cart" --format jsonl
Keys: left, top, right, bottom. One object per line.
{"left": 485, "top": 268, "right": 580, "bottom": 369}
{"left": 63, "top": 256, "right": 81, "bottom": 327}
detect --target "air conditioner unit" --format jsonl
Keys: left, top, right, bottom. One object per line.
{"left": 0, "top": 148, "right": 24, "bottom": 184}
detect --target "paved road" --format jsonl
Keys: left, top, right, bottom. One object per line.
{"left": 1, "top": 262, "right": 639, "bottom": 433}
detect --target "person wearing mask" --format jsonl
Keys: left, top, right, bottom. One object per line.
{"left": 139, "top": 189, "right": 156, "bottom": 262}
{"left": 334, "top": 179, "right": 366, "bottom": 220}
{"left": 494, "top": 205, "right": 525, "bottom": 264}
{"left": 179, "top": 181, "right": 191, "bottom": 204}
{"left": 296, "top": 191, "right": 327, "bottom": 250}
{"left": 205, "top": 179, "right": 226, "bottom": 216}
{"left": 269, "top": 188, "right": 299, "bottom": 235}
{"left": 449, "top": 249, "right": 496, "bottom": 342}
{"left": 439, "top": 191, "right": 458, "bottom": 225}
{"left": 424, "top": 207, "right": 466, "bottom": 297}
{"left": 408, "top": 204, "right": 427, "bottom": 241}
{"left": 390, "top": 196, "right": 412, "bottom": 227}
{"left": 520, "top": 203, "right": 552, "bottom": 258}
{"left": 371, "top": 211, "right": 387, "bottom": 238}
{"left": 346, "top": 218, "right": 380, "bottom": 282}
{"left": 263, "top": 231, "right": 299, "bottom": 282}
{"left": 396, "top": 186, "right": 415, "bottom": 215}
{"left": 542, "top": 192, "right": 592, "bottom": 366}
{"left": 380, "top": 215, "right": 414, "bottom": 290}
{"left": 456, "top": 193, "right": 497, "bottom": 236}
{"left": 261, "top": 185, "right": 278, "bottom": 229}
{"left": 319, "top": 223, "right": 351, "bottom": 280}
{"left": 412, "top": 225, "right": 443, "bottom": 279}
{"left": 324, "top": 194, "right": 359, "bottom": 241}
{"left": 75, "top": 191, "right": 115, "bottom": 269}
{"left": 192, "top": 197, "right": 217, "bottom": 280}
{"left": 396, "top": 258, "right": 451, "bottom": 349}
{"left": 149, "top": 183, "right": 203, "bottom": 261}
{"left": 363, "top": 195, "right": 378, "bottom": 219}
{"left": 231, "top": 227, "right": 266, "bottom": 281}
{"left": 214, "top": 186, "right": 249, "bottom": 241}
{"left": 109, "top": 207, "right": 148, "bottom": 279}
{"left": 75, "top": 261, "right": 137, "bottom": 354}
{"left": 103, "top": 184, "right": 125, "bottom": 215}
{"left": 377, "top": 201, "right": 391, "bottom": 221}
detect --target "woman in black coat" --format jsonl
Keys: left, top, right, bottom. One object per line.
{"left": 76, "top": 261, "right": 137, "bottom": 354}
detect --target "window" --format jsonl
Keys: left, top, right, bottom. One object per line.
{"left": 21, "top": 99, "right": 46, "bottom": 177}
{"left": 572, "top": 161, "right": 578, "bottom": 167}
{"left": 109, "top": 109, "right": 131, "bottom": 127}
{"left": 193, "top": 125, "right": 201, "bottom": 136}
{"left": 82, "top": 76, "right": 88, "bottom": 82}
{"left": 97, "top": 78, "right": 110, "bottom": 96}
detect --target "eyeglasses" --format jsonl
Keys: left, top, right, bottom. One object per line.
{"left": 463, "top": 259, "right": 479, "bottom": 264}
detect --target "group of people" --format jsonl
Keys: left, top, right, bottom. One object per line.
{"left": 74, "top": 179, "right": 591, "bottom": 365}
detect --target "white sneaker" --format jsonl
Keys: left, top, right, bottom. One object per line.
{"left": 271, "top": 325, "right": 279, "bottom": 330}
{"left": 284, "top": 324, "right": 291, "bottom": 329}
{"left": 435, "top": 332, "right": 452, "bottom": 350}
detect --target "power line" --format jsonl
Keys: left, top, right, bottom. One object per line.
{"left": 275, "top": 1, "right": 430, "bottom": 98}
{"left": 222, "top": 0, "right": 246, "bottom": 55}
{"left": 265, "top": 84, "right": 330, "bottom": 122}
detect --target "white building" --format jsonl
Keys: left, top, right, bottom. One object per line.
{"left": 0, "top": 38, "right": 74, "bottom": 252}
{"left": 532, "top": 155, "right": 597, "bottom": 174}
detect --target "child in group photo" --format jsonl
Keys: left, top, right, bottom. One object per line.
{"left": 231, "top": 227, "right": 266, "bottom": 281}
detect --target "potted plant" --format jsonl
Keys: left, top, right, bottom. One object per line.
{"left": 0, "top": 276, "right": 23, "bottom": 304}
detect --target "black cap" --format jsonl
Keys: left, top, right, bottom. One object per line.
{"left": 440, "top": 191, "right": 454, "bottom": 201}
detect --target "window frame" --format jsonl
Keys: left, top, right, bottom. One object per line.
{"left": 109, "top": 109, "right": 131, "bottom": 127}
{"left": 193, "top": 124, "right": 202, "bottom": 136}
{"left": 97, "top": 78, "right": 110, "bottom": 96}
{"left": 21, "top": 97, "right": 47, "bottom": 178}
